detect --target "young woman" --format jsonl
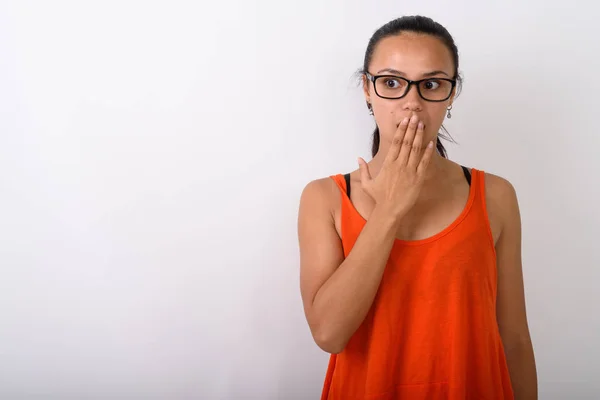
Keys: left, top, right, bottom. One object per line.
{"left": 297, "top": 16, "right": 537, "bottom": 399}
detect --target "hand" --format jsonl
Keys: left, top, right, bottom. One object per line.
{"left": 358, "top": 114, "right": 435, "bottom": 220}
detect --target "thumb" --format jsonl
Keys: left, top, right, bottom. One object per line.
{"left": 357, "top": 157, "right": 372, "bottom": 184}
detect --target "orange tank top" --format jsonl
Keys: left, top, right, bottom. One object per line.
{"left": 321, "top": 169, "right": 514, "bottom": 400}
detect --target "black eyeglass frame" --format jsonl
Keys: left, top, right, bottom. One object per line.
{"left": 365, "top": 72, "right": 457, "bottom": 102}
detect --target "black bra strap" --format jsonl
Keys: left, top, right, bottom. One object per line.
{"left": 343, "top": 173, "right": 351, "bottom": 198}
{"left": 461, "top": 166, "right": 472, "bottom": 186}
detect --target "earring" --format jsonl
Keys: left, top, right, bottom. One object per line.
{"left": 446, "top": 105, "right": 453, "bottom": 119}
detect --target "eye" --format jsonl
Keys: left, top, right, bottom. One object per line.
{"left": 383, "top": 78, "right": 403, "bottom": 89}
{"left": 423, "top": 80, "right": 441, "bottom": 90}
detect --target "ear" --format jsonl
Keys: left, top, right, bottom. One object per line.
{"left": 447, "top": 89, "right": 456, "bottom": 107}
{"left": 362, "top": 74, "right": 371, "bottom": 104}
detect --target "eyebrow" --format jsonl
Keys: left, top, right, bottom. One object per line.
{"left": 376, "top": 68, "right": 450, "bottom": 78}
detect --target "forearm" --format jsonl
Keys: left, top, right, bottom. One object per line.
{"left": 504, "top": 336, "right": 537, "bottom": 399}
{"left": 311, "top": 205, "right": 400, "bottom": 353}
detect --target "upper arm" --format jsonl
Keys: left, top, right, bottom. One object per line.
{"left": 297, "top": 178, "right": 345, "bottom": 328}
{"left": 486, "top": 174, "right": 532, "bottom": 347}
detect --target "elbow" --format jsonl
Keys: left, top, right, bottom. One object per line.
{"left": 305, "top": 307, "right": 350, "bottom": 354}
{"left": 312, "top": 326, "right": 348, "bottom": 354}
{"left": 315, "top": 335, "right": 346, "bottom": 354}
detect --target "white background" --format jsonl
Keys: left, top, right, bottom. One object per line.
{"left": 1, "top": 0, "right": 599, "bottom": 398}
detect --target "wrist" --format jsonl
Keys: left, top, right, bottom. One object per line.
{"left": 370, "top": 204, "right": 406, "bottom": 231}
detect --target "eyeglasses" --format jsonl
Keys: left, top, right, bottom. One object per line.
{"left": 365, "top": 72, "right": 456, "bottom": 102}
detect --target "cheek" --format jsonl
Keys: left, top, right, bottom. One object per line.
{"left": 425, "top": 107, "right": 448, "bottom": 131}
{"left": 373, "top": 103, "right": 398, "bottom": 126}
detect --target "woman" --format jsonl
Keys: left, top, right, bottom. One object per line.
{"left": 297, "top": 16, "right": 537, "bottom": 399}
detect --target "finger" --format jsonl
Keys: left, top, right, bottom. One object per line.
{"left": 358, "top": 157, "right": 372, "bottom": 184}
{"left": 397, "top": 114, "right": 419, "bottom": 165}
{"left": 407, "top": 121, "right": 425, "bottom": 169}
{"left": 384, "top": 117, "right": 409, "bottom": 163}
{"left": 417, "top": 141, "right": 435, "bottom": 175}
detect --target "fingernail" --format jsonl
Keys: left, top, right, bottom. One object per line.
{"left": 427, "top": 141, "right": 433, "bottom": 148}
{"left": 410, "top": 114, "right": 418, "bottom": 123}
{"left": 401, "top": 117, "right": 409, "bottom": 125}
{"left": 418, "top": 121, "right": 424, "bottom": 129}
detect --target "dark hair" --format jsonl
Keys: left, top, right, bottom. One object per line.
{"left": 361, "top": 15, "right": 463, "bottom": 158}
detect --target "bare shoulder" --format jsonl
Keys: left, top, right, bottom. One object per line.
{"left": 483, "top": 172, "right": 521, "bottom": 243}
{"left": 299, "top": 177, "right": 340, "bottom": 217}
{"left": 298, "top": 176, "right": 345, "bottom": 236}
{"left": 485, "top": 173, "right": 518, "bottom": 202}
{"left": 485, "top": 172, "right": 519, "bottom": 208}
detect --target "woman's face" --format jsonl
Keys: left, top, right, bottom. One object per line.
{"left": 363, "top": 33, "right": 456, "bottom": 151}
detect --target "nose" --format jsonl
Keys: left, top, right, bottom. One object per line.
{"left": 401, "top": 83, "right": 423, "bottom": 112}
